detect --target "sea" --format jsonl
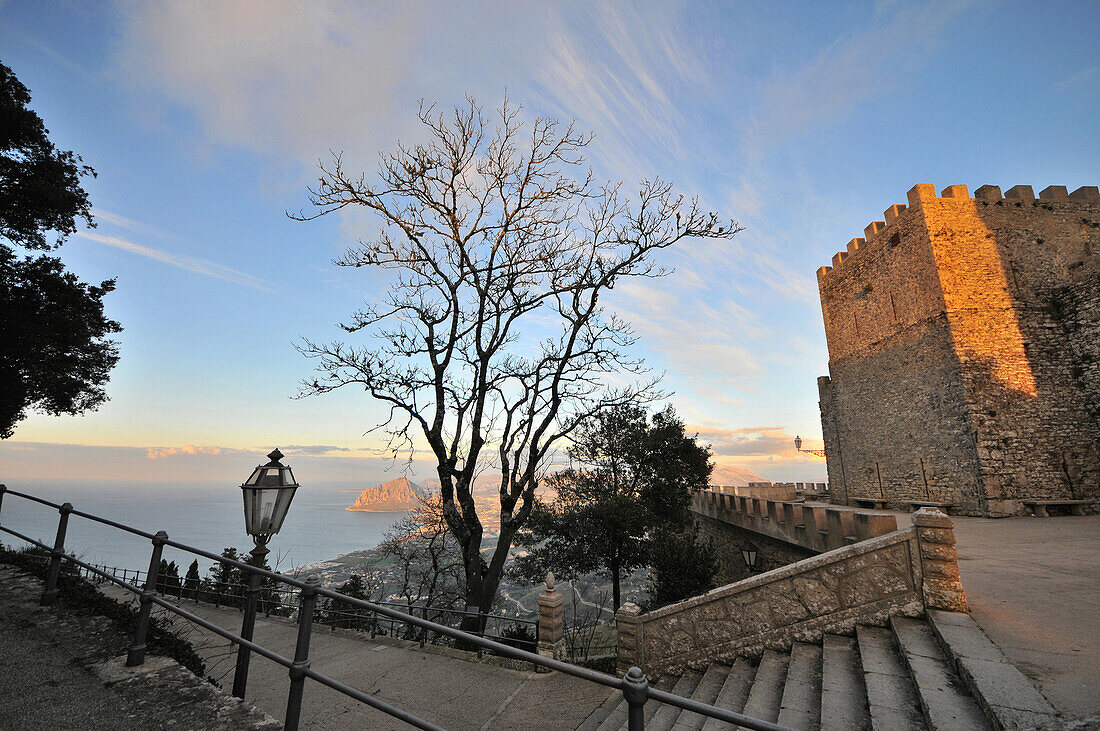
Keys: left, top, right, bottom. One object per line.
{"left": 0, "top": 479, "right": 408, "bottom": 575}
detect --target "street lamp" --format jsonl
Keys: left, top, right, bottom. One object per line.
{"left": 233, "top": 448, "right": 299, "bottom": 699}
{"left": 241, "top": 448, "right": 299, "bottom": 542}
{"left": 740, "top": 541, "right": 760, "bottom": 574}
{"left": 794, "top": 435, "right": 827, "bottom": 458}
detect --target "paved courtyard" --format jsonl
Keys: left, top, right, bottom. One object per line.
{"left": 949, "top": 513, "right": 1100, "bottom": 719}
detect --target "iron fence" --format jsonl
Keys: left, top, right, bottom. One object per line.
{"left": 0, "top": 484, "right": 789, "bottom": 731}
{"left": 74, "top": 560, "right": 538, "bottom": 654}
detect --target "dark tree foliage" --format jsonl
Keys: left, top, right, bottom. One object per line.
{"left": 156, "top": 559, "right": 182, "bottom": 596}
{"left": 0, "top": 250, "right": 121, "bottom": 437}
{"left": 0, "top": 61, "right": 120, "bottom": 438}
{"left": 646, "top": 525, "right": 720, "bottom": 610}
{"left": 514, "top": 404, "right": 712, "bottom": 610}
{"left": 184, "top": 559, "right": 201, "bottom": 598}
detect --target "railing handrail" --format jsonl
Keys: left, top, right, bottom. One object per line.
{"left": 0, "top": 484, "right": 791, "bottom": 731}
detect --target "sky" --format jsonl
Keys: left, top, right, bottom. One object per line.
{"left": 1, "top": 0, "right": 1098, "bottom": 488}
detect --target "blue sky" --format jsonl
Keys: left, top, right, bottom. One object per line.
{"left": 1, "top": 0, "right": 1098, "bottom": 486}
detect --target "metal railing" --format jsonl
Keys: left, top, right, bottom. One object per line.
{"left": 74, "top": 560, "right": 539, "bottom": 654}
{"left": 0, "top": 484, "right": 790, "bottom": 731}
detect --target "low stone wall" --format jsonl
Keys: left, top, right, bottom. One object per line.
{"left": 617, "top": 508, "right": 967, "bottom": 676}
{"left": 693, "top": 489, "right": 898, "bottom": 553}
{"left": 694, "top": 513, "right": 816, "bottom": 585}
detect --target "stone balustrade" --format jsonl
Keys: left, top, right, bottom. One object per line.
{"left": 617, "top": 508, "right": 968, "bottom": 676}
{"left": 692, "top": 489, "right": 897, "bottom": 553}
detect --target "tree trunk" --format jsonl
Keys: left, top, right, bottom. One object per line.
{"left": 612, "top": 567, "right": 621, "bottom": 612}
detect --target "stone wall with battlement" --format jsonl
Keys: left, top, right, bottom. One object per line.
{"left": 817, "top": 183, "right": 1100, "bottom": 516}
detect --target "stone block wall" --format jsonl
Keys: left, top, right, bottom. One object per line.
{"left": 818, "top": 183, "right": 1100, "bottom": 516}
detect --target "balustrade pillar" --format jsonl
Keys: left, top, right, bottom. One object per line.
{"left": 913, "top": 508, "right": 968, "bottom": 612}
{"left": 536, "top": 572, "right": 566, "bottom": 668}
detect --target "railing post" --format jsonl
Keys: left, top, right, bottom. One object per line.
{"left": 420, "top": 605, "right": 428, "bottom": 648}
{"left": 232, "top": 541, "right": 268, "bottom": 699}
{"left": 0, "top": 483, "right": 6, "bottom": 518}
{"left": 126, "top": 530, "right": 167, "bottom": 666}
{"left": 622, "top": 666, "right": 650, "bottom": 731}
{"left": 41, "top": 502, "right": 73, "bottom": 605}
{"left": 285, "top": 574, "right": 320, "bottom": 731}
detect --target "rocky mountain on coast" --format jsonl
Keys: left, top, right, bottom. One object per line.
{"left": 346, "top": 477, "right": 425, "bottom": 512}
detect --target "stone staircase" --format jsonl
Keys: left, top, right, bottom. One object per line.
{"left": 580, "top": 611, "right": 1059, "bottom": 730}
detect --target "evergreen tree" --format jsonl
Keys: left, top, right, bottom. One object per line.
{"left": 183, "top": 559, "right": 201, "bottom": 599}
{"left": 0, "top": 61, "right": 120, "bottom": 438}
{"left": 514, "top": 404, "right": 712, "bottom": 609}
{"left": 646, "top": 525, "right": 719, "bottom": 610}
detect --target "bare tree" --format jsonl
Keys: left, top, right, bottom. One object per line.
{"left": 378, "top": 493, "right": 465, "bottom": 623}
{"left": 294, "top": 97, "right": 739, "bottom": 631}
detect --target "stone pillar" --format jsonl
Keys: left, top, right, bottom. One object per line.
{"left": 912, "top": 508, "right": 969, "bottom": 612}
{"left": 615, "top": 601, "right": 643, "bottom": 675}
{"left": 537, "top": 573, "right": 566, "bottom": 667}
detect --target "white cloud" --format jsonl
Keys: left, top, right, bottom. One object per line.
{"left": 77, "top": 231, "right": 274, "bottom": 292}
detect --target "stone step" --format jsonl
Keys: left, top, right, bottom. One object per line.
{"left": 926, "top": 610, "right": 1060, "bottom": 730}
{"left": 700, "top": 657, "right": 757, "bottom": 731}
{"left": 597, "top": 673, "right": 677, "bottom": 731}
{"left": 820, "top": 634, "right": 870, "bottom": 731}
{"left": 890, "top": 616, "right": 991, "bottom": 731}
{"left": 671, "top": 662, "right": 730, "bottom": 730}
{"left": 777, "top": 642, "right": 823, "bottom": 730}
{"left": 577, "top": 688, "right": 622, "bottom": 730}
{"left": 856, "top": 625, "right": 927, "bottom": 730}
{"left": 741, "top": 650, "right": 789, "bottom": 724}
{"left": 648, "top": 669, "right": 705, "bottom": 730}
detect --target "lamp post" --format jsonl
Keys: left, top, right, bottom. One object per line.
{"left": 794, "top": 435, "right": 827, "bottom": 458}
{"left": 740, "top": 540, "right": 760, "bottom": 575}
{"left": 233, "top": 448, "right": 299, "bottom": 699}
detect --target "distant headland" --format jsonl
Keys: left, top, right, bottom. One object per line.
{"left": 346, "top": 477, "right": 424, "bottom": 512}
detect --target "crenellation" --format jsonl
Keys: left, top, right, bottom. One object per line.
{"left": 907, "top": 182, "right": 937, "bottom": 207}
{"left": 831, "top": 250, "right": 848, "bottom": 267}
{"left": 863, "top": 221, "right": 886, "bottom": 239}
{"left": 846, "top": 237, "right": 863, "bottom": 254}
{"left": 1005, "top": 184, "right": 1035, "bottom": 199}
{"left": 817, "top": 183, "right": 1100, "bottom": 516}
{"left": 884, "top": 203, "right": 907, "bottom": 223}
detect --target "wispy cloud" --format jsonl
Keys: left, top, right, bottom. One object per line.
{"left": 279, "top": 445, "right": 353, "bottom": 456}
{"left": 77, "top": 231, "right": 274, "bottom": 292}
{"left": 145, "top": 444, "right": 247, "bottom": 459}
{"left": 93, "top": 209, "right": 162, "bottom": 236}
{"left": 743, "top": 0, "right": 976, "bottom": 156}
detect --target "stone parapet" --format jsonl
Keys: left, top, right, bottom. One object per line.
{"left": 692, "top": 490, "right": 897, "bottom": 554}
{"left": 912, "top": 508, "right": 968, "bottom": 612}
{"left": 619, "top": 509, "right": 969, "bottom": 676}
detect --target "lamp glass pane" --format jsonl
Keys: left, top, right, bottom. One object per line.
{"left": 270, "top": 485, "right": 297, "bottom": 534}
{"left": 245, "top": 467, "right": 264, "bottom": 486}
{"left": 257, "top": 487, "right": 279, "bottom": 532}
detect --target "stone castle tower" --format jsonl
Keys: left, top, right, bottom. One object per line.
{"left": 816, "top": 183, "right": 1100, "bottom": 516}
